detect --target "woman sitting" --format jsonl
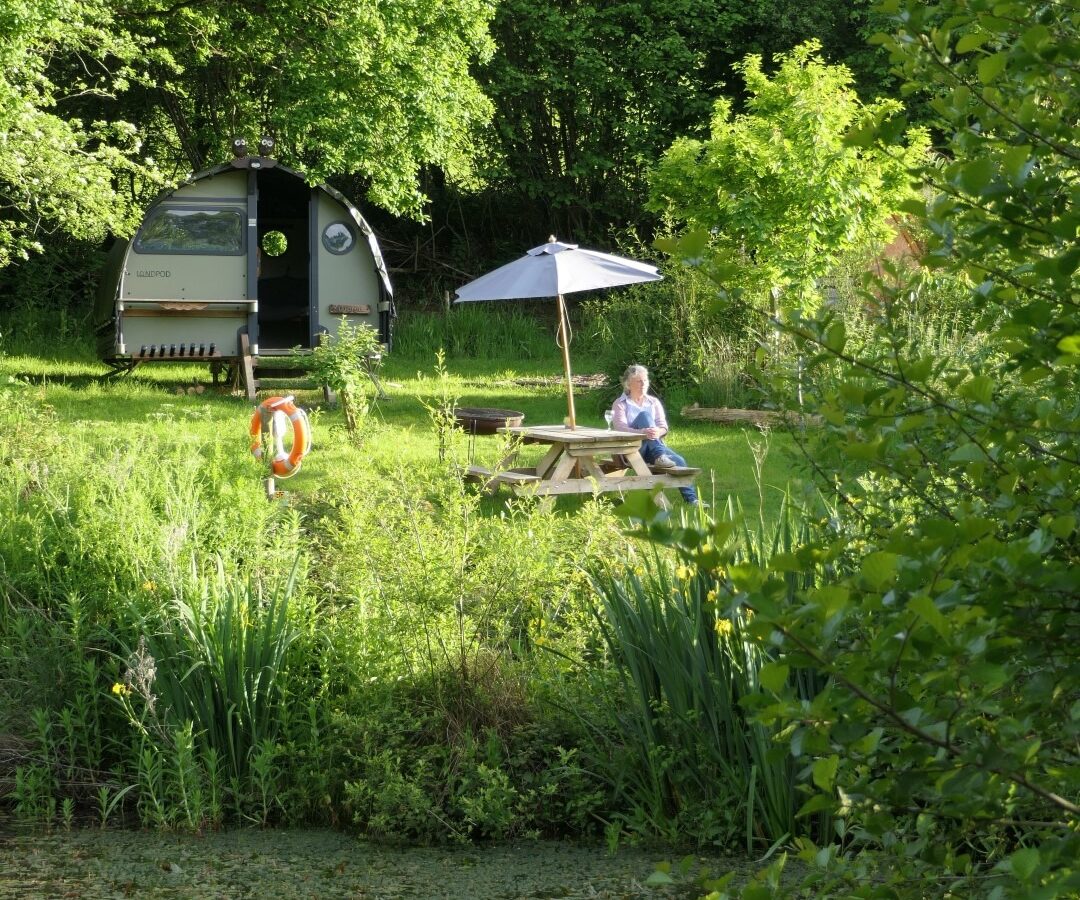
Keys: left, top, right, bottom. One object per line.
{"left": 610, "top": 364, "right": 699, "bottom": 505}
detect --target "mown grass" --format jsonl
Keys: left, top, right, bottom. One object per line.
{"left": 0, "top": 345, "right": 795, "bottom": 518}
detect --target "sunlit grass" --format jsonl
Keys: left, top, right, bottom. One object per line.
{"left": 1, "top": 341, "right": 796, "bottom": 519}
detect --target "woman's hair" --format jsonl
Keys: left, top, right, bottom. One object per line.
{"left": 621, "top": 364, "right": 649, "bottom": 389}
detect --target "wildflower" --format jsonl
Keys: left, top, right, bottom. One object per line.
{"left": 675, "top": 565, "right": 692, "bottom": 582}
{"left": 142, "top": 580, "right": 156, "bottom": 592}
{"left": 715, "top": 618, "right": 734, "bottom": 638}
{"left": 705, "top": 588, "right": 719, "bottom": 605}
{"left": 111, "top": 682, "right": 129, "bottom": 697}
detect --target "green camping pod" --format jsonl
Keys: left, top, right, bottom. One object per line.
{"left": 95, "top": 147, "right": 394, "bottom": 388}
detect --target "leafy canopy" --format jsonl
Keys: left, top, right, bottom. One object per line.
{"left": 122, "top": 0, "right": 496, "bottom": 218}
{"left": 0, "top": 0, "right": 156, "bottom": 267}
{"left": 649, "top": 41, "right": 927, "bottom": 309}
{"left": 643, "top": 2, "right": 1079, "bottom": 896}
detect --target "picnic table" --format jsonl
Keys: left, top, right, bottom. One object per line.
{"left": 465, "top": 424, "right": 700, "bottom": 500}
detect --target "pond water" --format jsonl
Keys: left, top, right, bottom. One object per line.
{"left": 0, "top": 828, "right": 754, "bottom": 899}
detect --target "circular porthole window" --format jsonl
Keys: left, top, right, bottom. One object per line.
{"left": 261, "top": 230, "right": 287, "bottom": 257}
{"left": 322, "top": 221, "right": 355, "bottom": 255}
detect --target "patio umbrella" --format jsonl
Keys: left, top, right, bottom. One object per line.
{"left": 454, "top": 237, "right": 662, "bottom": 428}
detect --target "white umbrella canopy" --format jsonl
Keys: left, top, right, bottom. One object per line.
{"left": 455, "top": 238, "right": 663, "bottom": 427}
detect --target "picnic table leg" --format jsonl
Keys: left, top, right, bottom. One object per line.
{"left": 494, "top": 446, "right": 522, "bottom": 472}
{"left": 624, "top": 449, "right": 671, "bottom": 510}
{"left": 580, "top": 457, "right": 606, "bottom": 481}
{"left": 544, "top": 451, "right": 578, "bottom": 485}
{"left": 533, "top": 444, "right": 562, "bottom": 479}
{"left": 624, "top": 449, "right": 652, "bottom": 477}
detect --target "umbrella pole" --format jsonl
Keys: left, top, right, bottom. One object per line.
{"left": 556, "top": 293, "right": 577, "bottom": 428}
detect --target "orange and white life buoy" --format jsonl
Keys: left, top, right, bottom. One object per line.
{"left": 249, "top": 395, "right": 311, "bottom": 478}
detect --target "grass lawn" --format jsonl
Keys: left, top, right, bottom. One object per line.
{"left": 0, "top": 347, "right": 798, "bottom": 521}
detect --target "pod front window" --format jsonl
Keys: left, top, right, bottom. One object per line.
{"left": 134, "top": 206, "right": 245, "bottom": 255}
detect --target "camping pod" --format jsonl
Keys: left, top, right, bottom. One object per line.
{"left": 95, "top": 147, "right": 394, "bottom": 396}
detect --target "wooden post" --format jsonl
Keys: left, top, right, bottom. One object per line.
{"left": 556, "top": 293, "right": 577, "bottom": 428}
{"left": 239, "top": 331, "right": 257, "bottom": 402}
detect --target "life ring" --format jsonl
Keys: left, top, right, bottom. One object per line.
{"left": 249, "top": 395, "right": 311, "bottom": 478}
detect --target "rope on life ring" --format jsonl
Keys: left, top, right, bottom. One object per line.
{"left": 249, "top": 395, "right": 312, "bottom": 478}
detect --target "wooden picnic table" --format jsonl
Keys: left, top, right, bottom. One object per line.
{"left": 465, "top": 424, "right": 700, "bottom": 499}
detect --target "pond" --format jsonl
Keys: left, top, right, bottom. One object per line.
{"left": 0, "top": 828, "right": 755, "bottom": 899}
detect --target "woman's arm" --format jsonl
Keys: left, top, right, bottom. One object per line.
{"left": 650, "top": 397, "right": 669, "bottom": 437}
{"left": 611, "top": 396, "right": 630, "bottom": 431}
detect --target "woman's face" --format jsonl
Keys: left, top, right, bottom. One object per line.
{"left": 627, "top": 373, "right": 649, "bottom": 393}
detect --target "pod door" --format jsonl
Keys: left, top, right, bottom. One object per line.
{"left": 256, "top": 167, "right": 312, "bottom": 349}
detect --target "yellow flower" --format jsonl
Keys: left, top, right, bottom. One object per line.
{"left": 141, "top": 580, "right": 156, "bottom": 593}
{"left": 111, "top": 682, "right": 129, "bottom": 697}
{"left": 705, "top": 588, "right": 719, "bottom": 604}
{"left": 715, "top": 618, "right": 734, "bottom": 638}
{"left": 675, "top": 565, "right": 692, "bottom": 582}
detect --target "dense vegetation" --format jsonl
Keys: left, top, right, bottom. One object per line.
{"left": 1, "top": 0, "right": 1077, "bottom": 897}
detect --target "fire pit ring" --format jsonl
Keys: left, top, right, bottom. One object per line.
{"left": 454, "top": 406, "right": 525, "bottom": 435}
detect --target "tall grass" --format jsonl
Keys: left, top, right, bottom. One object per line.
{"left": 129, "top": 559, "right": 301, "bottom": 787}
{"left": 586, "top": 491, "right": 826, "bottom": 851}
{"left": 393, "top": 306, "right": 559, "bottom": 360}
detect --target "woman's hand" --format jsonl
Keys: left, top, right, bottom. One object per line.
{"left": 642, "top": 426, "right": 663, "bottom": 440}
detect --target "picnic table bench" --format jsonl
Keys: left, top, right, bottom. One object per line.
{"left": 464, "top": 424, "right": 700, "bottom": 500}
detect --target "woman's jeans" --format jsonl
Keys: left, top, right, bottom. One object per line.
{"left": 630, "top": 410, "right": 699, "bottom": 504}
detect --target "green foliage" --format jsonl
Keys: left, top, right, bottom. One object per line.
{"left": 0, "top": 0, "right": 158, "bottom": 267}
{"left": 120, "top": 0, "right": 495, "bottom": 218}
{"left": 649, "top": 0, "right": 1080, "bottom": 894}
{"left": 307, "top": 317, "right": 383, "bottom": 439}
{"left": 579, "top": 264, "right": 720, "bottom": 400}
{"left": 393, "top": 305, "right": 559, "bottom": 361}
{"left": 121, "top": 560, "right": 301, "bottom": 794}
{"left": 586, "top": 489, "right": 827, "bottom": 852}
{"left": 650, "top": 41, "right": 927, "bottom": 310}
{"left": 471, "top": 0, "right": 897, "bottom": 245}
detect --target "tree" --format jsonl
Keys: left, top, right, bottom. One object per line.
{"left": 460, "top": 0, "right": 896, "bottom": 256}
{"left": 645, "top": 1, "right": 1079, "bottom": 895}
{"left": 117, "top": 0, "right": 496, "bottom": 219}
{"left": 648, "top": 40, "right": 926, "bottom": 310}
{"left": 0, "top": 0, "right": 155, "bottom": 268}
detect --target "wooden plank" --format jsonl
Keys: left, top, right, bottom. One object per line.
{"left": 624, "top": 449, "right": 653, "bottom": 477}
{"left": 580, "top": 457, "right": 607, "bottom": 481}
{"left": 681, "top": 404, "right": 822, "bottom": 427}
{"left": 566, "top": 441, "right": 641, "bottom": 457}
{"left": 123, "top": 309, "right": 248, "bottom": 318}
{"left": 493, "top": 471, "right": 541, "bottom": 484}
{"left": 533, "top": 444, "right": 563, "bottom": 478}
{"left": 512, "top": 472, "right": 694, "bottom": 497}
{"left": 502, "top": 425, "right": 635, "bottom": 444}
{"left": 465, "top": 465, "right": 540, "bottom": 488}
{"left": 547, "top": 452, "right": 580, "bottom": 483}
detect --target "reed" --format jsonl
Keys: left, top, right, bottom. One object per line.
{"left": 587, "top": 490, "right": 825, "bottom": 850}
{"left": 135, "top": 558, "right": 300, "bottom": 789}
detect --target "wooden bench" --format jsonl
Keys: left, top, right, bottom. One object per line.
{"left": 465, "top": 465, "right": 542, "bottom": 493}
{"left": 649, "top": 464, "right": 701, "bottom": 476}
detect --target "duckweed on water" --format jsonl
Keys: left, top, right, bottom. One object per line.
{"left": 0, "top": 828, "right": 763, "bottom": 899}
